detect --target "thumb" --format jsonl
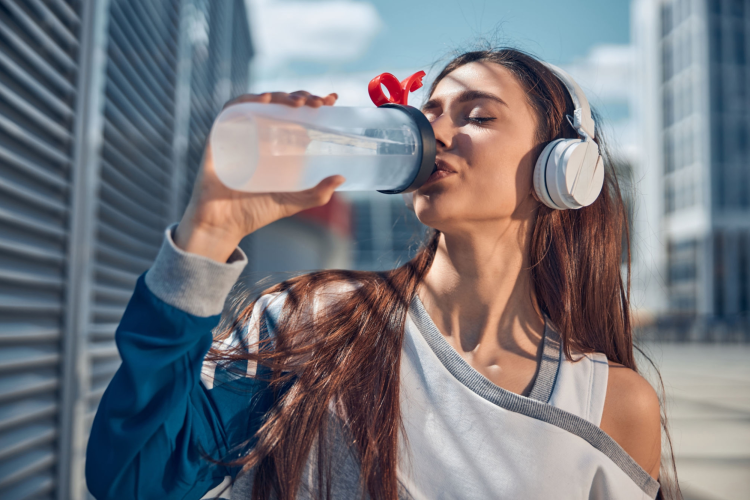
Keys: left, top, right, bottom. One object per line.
{"left": 305, "top": 175, "right": 346, "bottom": 208}
{"left": 281, "top": 175, "right": 346, "bottom": 215}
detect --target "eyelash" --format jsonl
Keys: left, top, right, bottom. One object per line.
{"left": 467, "top": 116, "right": 495, "bottom": 125}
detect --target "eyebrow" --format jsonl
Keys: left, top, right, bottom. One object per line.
{"left": 422, "top": 89, "right": 508, "bottom": 112}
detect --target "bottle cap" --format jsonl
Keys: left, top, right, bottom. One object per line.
{"left": 368, "top": 71, "right": 426, "bottom": 106}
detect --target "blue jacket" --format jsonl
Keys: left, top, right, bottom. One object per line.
{"left": 86, "top": 272, "right": 270, "bottom": 499}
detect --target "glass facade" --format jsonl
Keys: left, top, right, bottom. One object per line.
{"left": 668, "top": 238, "right": 698, "bottom": 311}
{"left": 659, "top": 0, "right": 750, "bottom": 318}
{"left": 661, "top": 0, "right": 700, "bottom": 216}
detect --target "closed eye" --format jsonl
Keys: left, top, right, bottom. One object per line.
{"left": 467, "top": 116, "right": 496, "bottom": 125}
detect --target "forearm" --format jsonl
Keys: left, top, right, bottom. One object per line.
{"left": 86, "top": 225, "right": 249, "bottom": 498}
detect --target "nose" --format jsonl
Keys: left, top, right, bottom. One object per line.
{"left": 429, "top": 113, "right": 453, "bottom": 151}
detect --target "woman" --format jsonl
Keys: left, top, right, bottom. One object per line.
{"left": 87, "top": 49, "right": 673, "bottom": 499}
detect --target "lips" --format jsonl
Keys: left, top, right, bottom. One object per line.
{"left": 421, "top": 158, "right": 456, "bottom": 187}
{"left": 434, "top": 159, "right": 455, "bottom": 174}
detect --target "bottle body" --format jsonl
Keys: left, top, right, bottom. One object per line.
{"left": 209, "top": 103, "right": 428, "bottom": 192}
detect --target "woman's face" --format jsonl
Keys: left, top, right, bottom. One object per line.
{"left": 414, "top": 61, "right": 541, "bottom": 233}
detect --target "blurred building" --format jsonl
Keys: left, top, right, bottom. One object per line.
{"left": 0, "top": 1, "right": 252, "bottom": 498}
{"left": 238, "top": 192, "right": 426, "bottom": 292}
{"left": 241, "top": 194, "right": 354, "bottom": 280}
{"left": 347, "top": 193, "right": 427, "bottom": 271}
{"left": 632, "top": 0, "right": 750, "bottom": 325}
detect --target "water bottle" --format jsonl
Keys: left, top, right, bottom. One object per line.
{"left": 209, "top": 103, "right": 436, "bottom": 194}
{"left": 208, "top": 71, "right": 436, "bottom": 194}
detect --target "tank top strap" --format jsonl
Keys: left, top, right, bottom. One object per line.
{"left": 545, "top": 320, "right": 609, "bottom": 427}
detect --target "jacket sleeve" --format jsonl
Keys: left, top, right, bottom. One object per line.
{"left": 85, "top": 225, "right": 274, "bottom": 499}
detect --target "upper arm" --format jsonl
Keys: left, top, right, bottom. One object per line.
{"left": 600, "top": 362, "right": 662, "bottom": 480}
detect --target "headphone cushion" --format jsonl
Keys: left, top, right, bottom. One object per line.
{"left": 533, "top": 139, "right": 566, "bottom": 210}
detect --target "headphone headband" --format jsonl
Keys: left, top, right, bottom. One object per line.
{"left": 543, "top": 63, "right": 596, "bottom": 141}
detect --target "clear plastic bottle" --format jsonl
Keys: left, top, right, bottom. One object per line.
{"left": 208, "top": 102, "right": 435, "bottom": 193}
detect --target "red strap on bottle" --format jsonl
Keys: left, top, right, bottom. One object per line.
{"left": 368, "top": 70, "right": 426, "bottom": 106}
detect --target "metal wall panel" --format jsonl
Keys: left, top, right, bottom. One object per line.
{"left": 230, "top": 0, "right": 252, "bottom": 101}
{"left": 0, "top": 0, "right": 80, "bottom": 497}
{"left": 84, "top": 0, "right": 181, "bottom": 433}
{"left": 0, "top": 0, "right": 253, "bottom": 498}
{"left": 180, "top": 0, "right": 251, "bottom": 214}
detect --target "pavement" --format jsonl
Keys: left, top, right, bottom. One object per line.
{"left": 639, "top": 342, "right": 750, "bottom": 500}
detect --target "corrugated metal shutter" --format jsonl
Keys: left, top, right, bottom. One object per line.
{"left": 0, "top": 0, "right": 81, "bottom": 497}
{"left": 230, "top": 0, "right": 252, "bottom": 102}
{"left": 0, "top": 1, "right": 252, "bottom": 497}
{"left": 180, "top": 0, "right": 251, "bottom": 214}
{"left": 182, "top": 0, "right": 221, "bottom": 212}
{"left": 83, "top": 0, "right": 181, "bottom": 435}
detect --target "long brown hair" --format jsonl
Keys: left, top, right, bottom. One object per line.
{"left": 210, "top": 48, "right": 678, "bottom": 500}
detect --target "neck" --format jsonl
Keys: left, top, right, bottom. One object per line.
{"left": 419, "top": 218, "right": 544, "bottom": 355}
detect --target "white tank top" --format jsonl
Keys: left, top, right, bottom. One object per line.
{"left": 217, "top": 292, "right": 658, "bottom": 499}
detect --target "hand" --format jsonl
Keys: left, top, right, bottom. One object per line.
{"left": 175, "top": 91, "right": 343, "bottom": 263}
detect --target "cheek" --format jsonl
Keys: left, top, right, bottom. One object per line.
{"left": 465, "top": 135, "right": 536, "bottom": 210}
{"left": 413, "top": 132, "right": 538, "bottom": 226}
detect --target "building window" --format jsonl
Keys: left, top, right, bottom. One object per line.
{"left": 711, "top": 0, "right": 722, "bottom": 16}
{"left": 740, "top": 232, "right": 749, "bottom": 313}
{"left": 712, "top": 119, "right": 724, "bottom": 162}
{"left": 711, "top": 19, "right": 723, "bottom": 63}
{"left": 664, "top": 86, "right": 674, "bottom": 126}
{"left": 735, "top": 23, "right": 746, "bottom": 64}
{"left": 737, "top": 122, "right": 748, "bottom": 159}
{"left": 714, "top": 231, "right": 725, "bottom": 316}
{"left": 731, "top": 0, "right": 744, "bottom": 18}
{"left": 662, "top": 3, "right": 673, "bottom": 37}
{"left": 668, "top": 238, "right": 698, "bottom": 312}
{"left": 662, "top": 41, "right": 673, "bottom": 83}
{"left": 666, "top": 181, "right": 675, "bottom": 213}
{"left": 669, "top": 240, "right": 697, "bottom": 283}
{"left": 664, "top": 131, "right": 674, "bottom": 172}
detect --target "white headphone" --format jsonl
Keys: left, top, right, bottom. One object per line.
{"left": 403, "top": 63, "right": 604, "bottom": 211}
{"left": 532, "top": 63, "right": 604, "bottom": 210}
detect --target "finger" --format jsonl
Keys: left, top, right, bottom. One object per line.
{"left": 290, "top": 91, "right": 324, "bottom": 108}
{"left": 289, "top": 90, "right": 312, "bottom": 99}
{"left": 288, "top": 91, "right": 311, "bottom": 106}
{"left": 293, "top": 175, "right": 346, "bottom": 211}
{"left": 322, "top": 93, "right": 338, "bottom": 106}
{"left": 309, "top": 175, "right": 346, "bottom": 205}
{"left": 267, "top": 92, "right": 304, "bottom": 106}
{"left": 305, "top": 95, "right": 325, "bottom": 108}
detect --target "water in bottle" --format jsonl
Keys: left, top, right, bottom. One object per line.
{"left": 208, "top": 102, "right": 436, "bottom": 194}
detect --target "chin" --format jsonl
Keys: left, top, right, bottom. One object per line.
{"left": 413, "top": 191, "right": 461, "bottom": 232}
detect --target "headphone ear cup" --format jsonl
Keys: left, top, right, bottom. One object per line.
{"left": 569, "top": 141, "right": 604, "bottom": 207}
{"left": 547, "top": 139, "right": 581, "bottom": 209}
{"left": 534, "top": 139, "right": 566, "bottom": 210}
{"left": 545, "top": 139, "right": 604, "bottom": 210}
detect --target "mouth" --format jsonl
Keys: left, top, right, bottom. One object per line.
{"left": 421, "top": 159, "right": 456, "bottom": 187}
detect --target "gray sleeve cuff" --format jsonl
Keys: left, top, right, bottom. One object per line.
{"left": 144, "top": 223, "right": 248, "bottom": 317}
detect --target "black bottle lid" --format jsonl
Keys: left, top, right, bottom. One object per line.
{"left": 376, "top": 103, "right": 436, "bottom": 194}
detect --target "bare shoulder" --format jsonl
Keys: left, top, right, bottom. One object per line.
{"left": 600, "top": 361, "right": 661, "bottom": 480}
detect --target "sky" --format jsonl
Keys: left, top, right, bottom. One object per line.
{"left": 247, "top": 0, "right": 631, "bottom": 80}
{"left": 244, "top": 0, "right": 637, "bottom": 158}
